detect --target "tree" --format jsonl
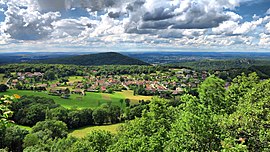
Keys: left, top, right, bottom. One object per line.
{"left": 50, "top": 136, "right": 78, "bottom": 152}
{"left": 82, "top": 130, "right": 114, "bottom": 152}
{"left": 19, "top": 104, "right": 47, "bottom": 126}
{"left": 92, "top": 108, "right": 108, "bottom": 125}
{"left": 0, "top": 95, "right": 15, "bottom": 126}
{"left": 67, "top": 110, "right": 81, "bottom": 129}
{"left": 31, "top": 120, "right": 68, "bottom": 139}
{"left": 225, "top": 72, "right": 259, "bottom": 113}
{"left": 165, "top": 95, "right": 222, "bottom": 151}
{"left": 0, "top": 84, "right": 8, "bottom": 92}
{"left": 79, "top": 108, "right": 94, "bottom": 126}
{"left": 221, "top": 80, "right": 270, "bottom": 151}
{"left": 198, "top": 75, "right": 227, "bottom": 113}
{"left": 110, "top": 98, "right": 175, "bottom": 151}
{"left": 47, "top": 107, "right": 69, "bottom": 125}
{"left": 44, "top": 71, "right": 56, "bottom": 80}
{"left": 125, "top": 98, "right": 131, "bottom": 107}
{"left": 107, "top": 105, "right": 121, "bottom": 123}
{"left": 3, "top": 126, "right": 28, "bottom": 152}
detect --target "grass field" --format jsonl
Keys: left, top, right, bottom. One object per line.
{"left": 68, "top": 76, "right": 84, "bottom": 83}
{"left": 116, "top": 90, "right": 153, "bottom": 104}
{"left": 69, "top": 123, "right": 123, "bottom": 138}
{"left": 0, "top": 90, "right": 153, "bottom": 109}
{"left": 17, "top": 123, "right": 122, "bottom": 138}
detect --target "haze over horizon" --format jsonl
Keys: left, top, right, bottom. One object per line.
{"left": 1, "top": 0, "right": 270, "bottom": 52}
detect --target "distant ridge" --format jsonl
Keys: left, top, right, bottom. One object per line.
{"left": 36, "top": 52, "right": 150, "bottom": 66}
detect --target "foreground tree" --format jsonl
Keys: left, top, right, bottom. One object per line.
{"left": 198, "top": 75, "right": 227, "bottom": 113}
{"left": 3, "top": 126, "right": 28, "bottom": 152}
{"left": 221, "top": 80, "right": 270, "bottom": 151}
{"left": 165, "top": 95, "right": 222, "bottom": 151}
{"left": 225, "top": 72, "right": 259, "bottom": 113}
{"left": 110, "top": 98, "right": 175, "bottom": 151}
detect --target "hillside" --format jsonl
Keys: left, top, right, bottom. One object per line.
{"left": 167, "top": 59, "right": 270, "bottom": 71}
{"left": 36, "top": 52, "right": 150, "bottom": 66}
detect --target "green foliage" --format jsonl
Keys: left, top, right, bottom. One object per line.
{"left": 50, "top": 136, "right": 78, "bottom": 152}
{"left": 225, "top": 72, "right": 259, "bottom": 113}
{"left": 37, "top": 52, "right": 150, "bottom": 66}
{"left": 198, "top": 75, "right": 227, "bottom": 113}
{"left": 82, "top": 130, "right": 114, "bottom": 152}
{"left": 110, "top": 99, "right": 175, "bottom": 151}
{"left": 11, "top": 96, "right": 59, "bottom": 126}
{"left": 221, "top": 80, "right": 270, "bottom": 151}
{"left": 31, "top": 120, "right": 68, "bottom": 139}
{"left": 3, "top": 125, "right": 28, "bottom": 152}
{"left": 166, "top": 95, "right": 222, "bottom": 151}
{"left": 92, "top": 107, "right": 108, "bottom": 125}
{"left": 0, "top": 84, "right": 8, "bottom": 92}
{"left": 44, "top": 70, "right": 56, "bottom": 80}
{"left": 1, "top": 71, "right": 270, "bottom": 151}
{"left": 66, "top": 109, "right": 94, "bottom": 129}
{"left": 0, "top": 95, "right": 15, "bottom": 126}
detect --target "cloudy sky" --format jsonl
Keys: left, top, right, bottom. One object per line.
{"left": 0, "top": 0, "right": 270, "bottom": 52}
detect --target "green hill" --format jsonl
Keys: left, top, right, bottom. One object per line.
{"left": 36, "top": 52, "right": 150, "bottom": 66}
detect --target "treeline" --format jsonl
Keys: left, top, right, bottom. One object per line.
{"left": 168, "top": 58, "right": 270, "bottom": 71}
{"left": 0, "top": 64, "right": 166, "bottom": 78}
{"left": 168, "top": 59, "right": 270, "bottom": 80}
{"left": 10, "top": 96, "right": 132, "bottom": 129}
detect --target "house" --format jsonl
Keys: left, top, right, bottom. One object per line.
{"left": 35, "top": 84, "right": 47, "bottom": 91}
{"left": 100, "top": 86, "right": 106, "bottom": 92}
{"left": 12, "top": 79, "right": 18, "bottom": 83}
{"left": 72, "top": 89, "right": 85, "bottom": 96}
{"left": 33, "top": 72, "right": 43, "bottom": 77}
{"left": 172, "top": 87, "right": 184, "bottom": 95}
{"left": 50, "top": 84, "right": 57, "bottom": 88}
{"left": 49, "top": 89, "right": 62, "bottom": 96}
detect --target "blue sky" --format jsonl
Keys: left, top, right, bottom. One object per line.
{"left": 0, "top": 0, "right": 270, "bottom": 52}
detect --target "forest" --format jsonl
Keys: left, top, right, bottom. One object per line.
{"left": 1, "top": 72, "right": 269, "bottom": 151}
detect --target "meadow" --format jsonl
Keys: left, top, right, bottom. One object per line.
{"left": 69, "top": 123, "right": 123, "bottom": 138}
{"left": 0, "top": 90, "right": 153, "bottom": 109}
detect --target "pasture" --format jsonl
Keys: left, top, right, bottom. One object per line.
{"left": 0, "top": 90, "right": 153, "bottom": 109}
{"left": 69, "top": 123, "right": 123, "bottom": 138}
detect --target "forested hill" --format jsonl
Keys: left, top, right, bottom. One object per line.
{"left": 35, "top": 52, "right": 150, "bottom": 66}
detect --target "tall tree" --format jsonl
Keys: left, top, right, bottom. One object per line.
{"left": 198, "top": 75, "right": 227, "bottom": 113}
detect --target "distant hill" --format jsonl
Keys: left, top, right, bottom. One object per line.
{"left": 35, "top": 52, "right": 150, "bottom": 66}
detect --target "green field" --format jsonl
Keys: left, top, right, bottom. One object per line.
{"left": 0, "top": 90, "right": 153, "bottom": 109}
{"left": 69, "top": 123, "right": 123, "bottom": 138}
{"left": 68, "top": 76, "right": 84, "bottom": 83}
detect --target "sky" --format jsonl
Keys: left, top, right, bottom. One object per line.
{"left": 0, "top": 0, "right": 270, "bottom": 52}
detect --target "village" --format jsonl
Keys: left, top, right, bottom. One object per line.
{"left": 6, "top": 68, "right": 209, "bottom": 99}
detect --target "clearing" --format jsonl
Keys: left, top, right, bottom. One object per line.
{"left": 69, "top": 123, "right": 123, "bottom": 138}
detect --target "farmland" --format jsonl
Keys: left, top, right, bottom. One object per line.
{"left": 0, "top": 90, "right": 153, "bottom": 109}
{"left": 69, "top": 123, "right": 123, "bottom": 138}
